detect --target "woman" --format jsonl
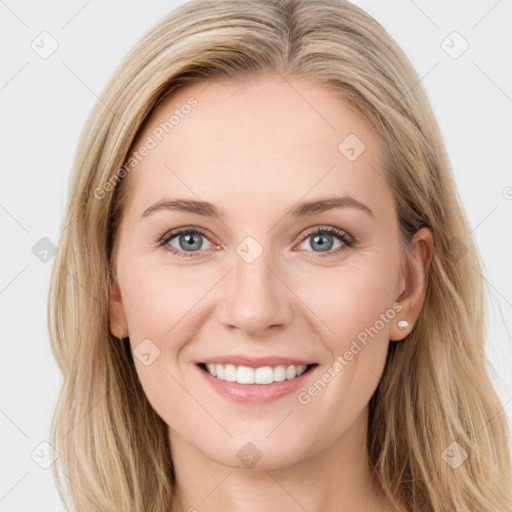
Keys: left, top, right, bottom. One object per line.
{"left": 48, "top": 0, "right": 512, "bottom": 510}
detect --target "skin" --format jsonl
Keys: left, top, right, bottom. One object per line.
{"left": 109, "top": 75, "right": 433, "bottom": 512}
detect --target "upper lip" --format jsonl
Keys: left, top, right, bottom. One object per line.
{"left": 199, "top": 355, "right": 316, "bottom": 368}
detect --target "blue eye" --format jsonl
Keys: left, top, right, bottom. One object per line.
{"left": 159, "top": 227, "right": 215, "bottom": 257}
{"left": 296, "top": 225, "right": 354, "bottom": 258}
{"left": 158, "top": 225, "right": 355, "bottom": 258}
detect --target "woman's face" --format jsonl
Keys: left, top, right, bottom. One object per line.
{"left": 109, "top": 75, "right": 421, "bottom": 469}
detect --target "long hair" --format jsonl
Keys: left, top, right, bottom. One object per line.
{"left": 48, "top": 1, "right": 512, "bottom": 510}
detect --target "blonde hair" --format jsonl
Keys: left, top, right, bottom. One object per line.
{"left": 48, "top": 0, "right": 512, "bottom": 510}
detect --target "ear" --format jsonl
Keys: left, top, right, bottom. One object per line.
{"left": 109, "top": 281, "right": 129, "bottom": 339}
{"left": 390, "top": 227, "right": 434, "bottom": 342}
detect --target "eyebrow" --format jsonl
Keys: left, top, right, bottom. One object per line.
{"left": 139, "top": 195, "right": 374, "bottom": 221}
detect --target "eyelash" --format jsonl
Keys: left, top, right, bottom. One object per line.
{"left": 157, "top": 225, "right": 356, "bottom": 259}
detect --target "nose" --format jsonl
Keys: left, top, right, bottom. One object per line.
{"left": 218, "top": 247, "right": 294, "bottom": 337}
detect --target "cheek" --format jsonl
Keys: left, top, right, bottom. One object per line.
{"left": 302, "top": 258, "right": 399, "bottom": 353}
{"left": 119, "top": 257, "right": 205, "bottom": 345}
{"left": 292, "top": 256, "right": 398, "bottom": 418}
{"left": 118, "top": 264, "right": 205, "bottom": 428}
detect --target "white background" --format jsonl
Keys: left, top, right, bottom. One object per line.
{"left": 1, "top": 1, "right": 511, "bottom": 510}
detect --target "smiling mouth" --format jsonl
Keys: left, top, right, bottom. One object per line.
{"left": 197, "top": 362, "right": 318, "bottom": 385}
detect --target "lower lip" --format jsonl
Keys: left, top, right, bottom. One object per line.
{"left": 196, "top": 364, "right": 319, "bottom": 403}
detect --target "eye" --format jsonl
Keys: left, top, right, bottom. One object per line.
{"left": 158, "top": 227, "right": 217, "bottom": 257}
{"left": 157, "top": 225, "right": 356, "bottom": 259}
{"left": 295, "top": 225, "right": 355, "bottom": 258}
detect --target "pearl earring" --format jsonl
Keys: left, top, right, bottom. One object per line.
{"left": 397, "top": 320, "right": 409, "bottom": 330}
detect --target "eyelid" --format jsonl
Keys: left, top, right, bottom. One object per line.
{"left": 298, "top": 224, "right": 355, "bottom": 244}
{"left": 158, "top": 226, "right": 210, "bottom": 246}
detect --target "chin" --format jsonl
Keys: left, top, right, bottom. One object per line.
{"left": 201, "top": 435, "right": 315, "bottom": 471}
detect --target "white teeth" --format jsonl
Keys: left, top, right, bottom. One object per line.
{"left": 286, "top": 365, "right": 297, "bottom": 379}
{"left": 273, "top": 365, "right": 286, "bottom": 382}
{"left": 255, "top": 366, "right": 273, "bottom": 384}
{"left": 237, "top": 365, "right": 255, "bottom": 384}
{"left": 203, "top": 363, "right": 310, "bottom": 384}
{"left": 224, "top": 364, "right": 237, "bottom": 382}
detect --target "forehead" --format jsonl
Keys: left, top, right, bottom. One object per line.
{"left": 123, "top": 75, "right": 392, "bottom": 220}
